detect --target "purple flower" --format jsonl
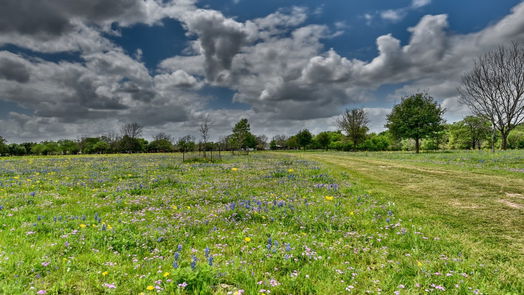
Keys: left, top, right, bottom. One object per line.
{"left": 178, "top": 282, "right": 188, "bottom": 288}
{"left": 37, "top": 290, "right": 46, "bottom": 295}
{"left": 103, "top": 283, "right": 116, "bottom": 289}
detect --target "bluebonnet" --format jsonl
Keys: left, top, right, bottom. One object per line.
{"left": 191, "top": 256, "right": 197, "bottom": 270}
{"left": 204, "top": 247, "right": 210, "bottom": 258}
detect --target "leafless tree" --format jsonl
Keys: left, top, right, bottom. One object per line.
{"left": 199, "top": 115, "right": 211, "bottom": 158}
{"left": 459, "top": 42, "right": 524, "bottom": 150}
{"left": 120, "top": 122, "right": 143, "bottom": 139}
{"left": 337, "top": 108, "right": 369, "bottom": 148}
{"left": 154, "top": 132, "right": 173, "bottom": 142}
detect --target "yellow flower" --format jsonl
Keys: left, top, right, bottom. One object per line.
{"left": 244, "top": 237, "right": 251, "bottom": 242}
{"left": 79, "top": 224, "right": 87, "bottom": 228}
{"left": 146, "top": 286, "right": 155, "bottom": 291}
{"left": 163, "top": 272, "right": 170, "bottom": 277}
{"left": 231, "top": 167, "right": 238, "bottom": 171}
{"left": 324, "top": 196, "right": 334, "bottom": 201}
{"left": 287, "top": 169, "right": 294, "bottom": 173}
{"left": 171, "top": 205, "right": 178, "bottom": 210}
{"left": 417, "top": 260, "right": 423, "bottom": 267}
{"left": 102, "top": 271, "right": 109, "bottom": 276}
{"left": 349, "top": 211, "right": 354, "bottom": 216}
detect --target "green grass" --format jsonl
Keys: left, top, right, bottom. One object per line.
{"left": 0, "top": 152, "right": 522, "bottom": 294}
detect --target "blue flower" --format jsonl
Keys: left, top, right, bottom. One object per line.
{"left": 208, "top": 256, "right": 213, "bottom": 266}
{"left": 191, "top": 255, "right": 197, "bottom": 270}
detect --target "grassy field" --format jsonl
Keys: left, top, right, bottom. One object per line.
{"left": 0, "top": 152, "right": 522, "bottom": 294}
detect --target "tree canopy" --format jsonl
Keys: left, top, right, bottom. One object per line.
{"left": 386, "top": 93, "right": 445, "bottom": 153}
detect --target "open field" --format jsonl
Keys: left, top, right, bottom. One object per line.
{"left": 0, "top": 152, "right": 523, "bottom": 294}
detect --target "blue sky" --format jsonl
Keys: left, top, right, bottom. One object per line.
{"left": 0, "top": 0, "right": 523, "bottom": 142}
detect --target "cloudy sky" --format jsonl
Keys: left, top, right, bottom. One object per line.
{"left": 1, "top": 0, "right": 524, "bottom": 142}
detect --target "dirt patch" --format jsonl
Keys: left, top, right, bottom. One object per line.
{"left": 450, "top": 200, "right": 482, "bottom": 209}
{"left": 497, "top": 199, "right": 523, "bottom": 209}
{"left": 505, "top": 192, "right": 524, "bottom": 199}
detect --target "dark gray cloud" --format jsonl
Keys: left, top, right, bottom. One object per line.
{"left": 0, "top": 52, "right": 31, "bottom": 83}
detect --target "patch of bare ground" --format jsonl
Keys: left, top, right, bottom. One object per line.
{"left": 497, "top": 199, "right": 523, "bottom": 209}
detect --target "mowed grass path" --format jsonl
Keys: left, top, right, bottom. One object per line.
{"left": 287, "top": 150, "right": 524, "bottom": 286}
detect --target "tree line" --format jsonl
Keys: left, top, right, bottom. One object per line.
{"left": 1, "top": 42, "right": 523, "bottom": 156}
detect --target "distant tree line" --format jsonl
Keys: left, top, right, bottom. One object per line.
{"left": 1, "top": 42, "right": 523, "bottom": 156}
{"left": 1, "top": 104, "right": 523, "bottom": 157}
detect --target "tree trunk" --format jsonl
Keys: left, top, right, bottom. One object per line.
{"left": 415, "top": 138, "right": 420, "bottom": 154}
{"left": 501, "top": 131, "right": 508, "bottom": 150}
{"left": 491, "top": 128, "right": 496, "bottom": 153}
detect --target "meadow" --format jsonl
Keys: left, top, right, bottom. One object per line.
{"left": 0, "top": 152, "right": 522, "bottom": 294}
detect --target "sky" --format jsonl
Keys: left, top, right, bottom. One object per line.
{"left": 1, "top": 0, "right": 524, "bottom": 143}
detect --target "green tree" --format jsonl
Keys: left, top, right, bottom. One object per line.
{"left": 177, "top": 135, "right": 195, "bottom": 161}
{"left": 58, "top": 140, "right": 80, "bottom": 155}
{"left": 148, "top": 139, "right": 174, "bottom": 153}
{"left": 337, "top": 108, "right": 369, "bottom": 148}
{"left": 8, "top": 144, "right": 27, "bottom": 156}
{"left": 463, "top": 116, "right": 491, "bottom": 150}
{"left": 92, "top": 141, "right": 111, "bottom": 154}
{"left": 295, "top": 129, "right": 312, "bottom": 150}
{"left": 231, "top": 118, "right": 254, "bottom": 153}
{"left": 0, "top": 136, "right": 7, "bottom": 155}
{"left": 386, "top": 93, "right": 445, "bottom": 153}
{"left": 315, "top": 132, "right": 331, "bottom": 151}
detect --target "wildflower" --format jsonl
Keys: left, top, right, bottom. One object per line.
{"left": 41, "top": 262, "right": 50, "bottom": 267}
{"left": 349, "top": 211, "right": 354, "bottom": 216}
{"left": 231, "top": 168, "right": 238, "bottom": 171}
{"left": 191, "top": 255, "right": 197, "bottom": 269}
{"left": 417, "top": 260, "right": 423, "bottom": 267}
{"left": 102, "top": 271, "right": 109, "bottom": 276}
{"left": 178, "top": 282, "right": 188, "bottom": 288}
{"left": 163, "top": 272, "right": 170, "bottom": 277}
{"left": 37, "top": 290, "right": 46, "bottom": 295}
{"left": 177, "top": 244, "right": 183, "bottom": 251}
{"left": 345, "top": 285, "right": 354, "bottom": 291}
{"left": 103, "top": 283, "right": 116, "bottom": 289}
{"left": 325, "top": 196, "right": 334, "bottom": 201}
{"left": 269, "top": 279, "right": 280, "bottom": 287}
{"left": 244, "top": 237, "right": 252, "bottom": 242}
{"left": 287, "top": 169, "right": 294, "bottom": 173}
{"left": 79, "top": 224, "right": 87, "bottom": 228}
{"left": 208, "top": 256, "right": 214, "bottom": 266}
{"left": 146, "top": 285, "right": 155, "bottom": 291}
{"left": 171, "top": 205, "right": 178, "bottom": 209}
{"left": 173, "top": 261, "right": 179, "bottom": 269}
{"left": 204, "top": 247, "right": 210, "bottom": 257}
